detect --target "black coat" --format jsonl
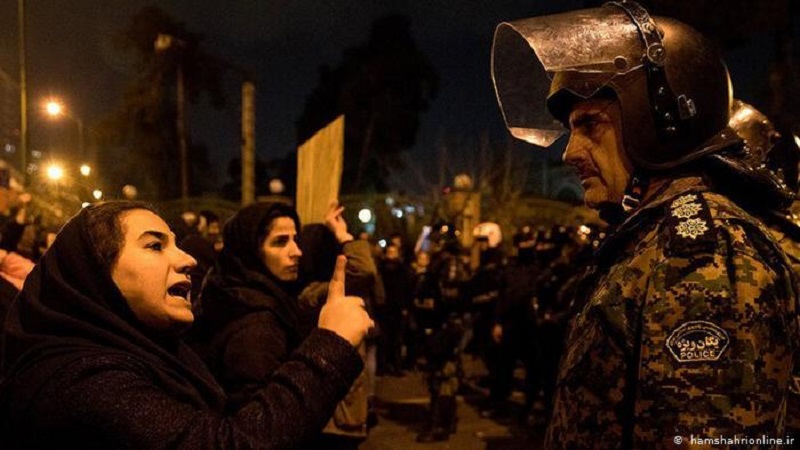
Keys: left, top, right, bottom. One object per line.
{"left": 190, "top": 266, "right": 305, "bottom": 409}
{"left": 189, "top": 202, "right": 307, "bottom": 409}
{"left": 0, "top": 204, "right": 362, "bottom": 449}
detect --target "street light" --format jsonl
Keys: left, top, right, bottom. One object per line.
{"left": 358, "top": 208, "right": 373, "bottom": 224}
{"left": 45, "top": 163, "right": 64, "bottom": 181}
{"left": 45, "top": 101, "right": 62, "bottom": 116}
{"left": 43, "top": 98, "right": 85, "bottom": 159}
{"left": 80, "top": 164, "right": 91, "bottom": 177}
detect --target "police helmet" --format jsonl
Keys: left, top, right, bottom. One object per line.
{"left": 492, "top": 1, "right": 735, "bottom": 170}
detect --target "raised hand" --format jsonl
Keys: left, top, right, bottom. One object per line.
{"left": 318, "top": 255, "right": 374, "bottom": 346}
{"left": 325, "top": 201, "right": 354, "bottom": 244}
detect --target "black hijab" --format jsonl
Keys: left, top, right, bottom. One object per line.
{"left": 299, "top": 223, "right": 339, "bottom": 283}
{"left": 195, "top": 202, "right": 302, "bottom": 335}
{"left": 0, "top": 204, "right": 225, "bottom": 411}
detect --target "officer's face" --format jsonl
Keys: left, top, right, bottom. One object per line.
{"left": 563, "top": 99, "right": 632, "bottom": 209}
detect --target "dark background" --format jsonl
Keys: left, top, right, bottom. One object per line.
{"left": 0, "top": 0, "right": 796, "bottom": 196}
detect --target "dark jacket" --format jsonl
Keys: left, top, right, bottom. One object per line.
{"left": 189, "top": 203, "right": 305, "bottom": 408}
{"left": 0, "top": 205, "right": 363, "bottom": 449}
{"left": 190, "top": 266, "right": 304, "bottom": 408}
{"left": 495, "top": 255, "right": 538, "bottom": 333}
{"left": 378, "top": 258, "right": 412, "bottom": 312}
{"left": 193, "top": 216, "right": 379, "bottom": 441}
{"left": 296, "top": 234, "right": 379, "bottom": 441}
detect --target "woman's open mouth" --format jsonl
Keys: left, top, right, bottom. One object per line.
{"left": 167, "top": 281, "right": 192, "bottom": 303}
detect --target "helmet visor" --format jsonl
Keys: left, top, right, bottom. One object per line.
{"left": 492, "top": 6, "right": 645, "bottom": 147}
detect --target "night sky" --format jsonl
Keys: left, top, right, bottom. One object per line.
{"left": 0, "top": 1, "right": 794, "bottom": 193}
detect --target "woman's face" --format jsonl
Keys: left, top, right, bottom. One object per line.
{"left": 260, "top": 216, "right": 302, "bottom": 282}
{"left": 111, "top": 209, "right": 197, "bottom": 331}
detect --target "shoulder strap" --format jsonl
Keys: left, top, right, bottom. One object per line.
{"left": 664, "top": 192, "right": 717, "bottom": 257}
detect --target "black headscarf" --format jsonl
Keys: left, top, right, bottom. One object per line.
{"left": 223, "top": 203, "right": 298, "bottom": 270}
{"left": 194, "top": 202, "right": 302, "bottom": 337}
{"left": 0, "top": 204, "right": 225, "bottom": 411}
{"left": 299, "top": 223, "right": 339, "bottom": 283}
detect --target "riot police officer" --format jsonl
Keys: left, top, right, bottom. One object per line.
{"left": 492, "top": 2, "right": 798, "bottom": 447}
{"left": 414, "top": 223, "right": 468, "bottom": 443}
{"left": 489, "top": 226, "right": 541, "bottom": 422}
{"left": 712, "top": 99, "right": 800, "bottom": 440}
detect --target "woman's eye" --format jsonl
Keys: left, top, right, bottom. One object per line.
{"left": 146, "top": 242, "right": 163, "bottom": 251}
{"left": 271, "top": 237, "right": 289, "bottom": 247}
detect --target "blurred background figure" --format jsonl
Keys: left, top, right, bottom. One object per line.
{"left": 297, "top": 204, "right": 382, "bottom": 449}
{"left": 464, "top": 223, "right": 505, "bottom": 408}
{"left": 531, "top": 226, "right": 592, "bottom": 423}
{"left": 180, "top": 209, "right": 223, "bottom": 304}
{"left": 485, "top": 225, "right": 540, "bottom": 424}
{"left": 376, "top": 243, "right": 411, "bottom": 376}
{"left": 414, "top": 222, "right": 469, "bottom": 443}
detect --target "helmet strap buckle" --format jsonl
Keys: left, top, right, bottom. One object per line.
{"left": 622, "top": 174, "right": 649, "bottom": 213}
{"left": 608, "top": 1, "right": 697, "bottom": 140}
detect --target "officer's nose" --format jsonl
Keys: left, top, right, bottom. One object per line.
{"left": 563, "top": 133, "right": 584, "bottom": 167}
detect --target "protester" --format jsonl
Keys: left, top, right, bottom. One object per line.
{"left": 189, "top": 201, "right": 375, "bottom": 449}
{"left": 188, "top": 201, "right": 307, "bottom": 407}
{"left": 376, "top": 243, "right": 410, "bottom": 376}
{"left": 0, "top": 201, "right": 373, "bottom": 449}
{"left": 297, "top": 209, "right": 382, "bottom": 449}
{"left": 179, "top": 209, "right": 221, "bottom": 304}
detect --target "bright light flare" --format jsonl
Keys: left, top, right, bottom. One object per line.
{"left": 92, "top": 189, "right": 103, "bottom": 200}
{"left": 45, "top": 100, "right": 63, "bottom": 117}
{"left": 358, "top": 208, "right": 373, "bottom": 224}
{"left": 46, "top": 164, "right": 64, "bottom": 181}
{"left": 80, "top": 164, "right": 91, "bottom": 176}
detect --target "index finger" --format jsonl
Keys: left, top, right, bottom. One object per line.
{"left": 328, "top": 255, "right": 347, "bottom": 298}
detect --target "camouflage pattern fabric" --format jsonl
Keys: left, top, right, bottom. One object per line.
{"left": 546, "top": 177, "right": 798, "bottom": 449}
{"left": 762, "top": 208, "right": 800, "bottom": 441}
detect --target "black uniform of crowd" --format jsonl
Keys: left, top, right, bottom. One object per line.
{"left": 374, "top": 222, "right": 601, "bottom": 442}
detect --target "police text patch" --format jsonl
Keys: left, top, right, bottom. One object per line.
{"left": 666, "top": 321, "right": 730, "bottom": 363}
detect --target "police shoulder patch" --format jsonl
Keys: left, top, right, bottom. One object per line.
{"left": 666, "top": 321, "right": 730, "bottom": 363}
{"left": 665, "top": 192, "right": 716, "bottom": 256}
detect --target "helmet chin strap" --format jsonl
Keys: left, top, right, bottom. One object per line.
{"left": 622, "top": 174, "right": 649, "bottom": 213}
{"left": 597, "top": 173, "right": 650, "bottom": 225}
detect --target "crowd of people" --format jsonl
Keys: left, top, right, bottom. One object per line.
{"left": 0, "top": 1, "right": 798, "bottom": 448}
{"left": 0, "top": 180, "right": 591, "bottom": 447}
{"left": 367, "top": 221, "right": 601, "bottom": 442}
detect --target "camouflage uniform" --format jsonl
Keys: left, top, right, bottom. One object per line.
{"left": 760, "top": 208, "right": 800, "bottom": 441}
{"left": 546, "top": 177, "right": 798, "bottom": 449}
